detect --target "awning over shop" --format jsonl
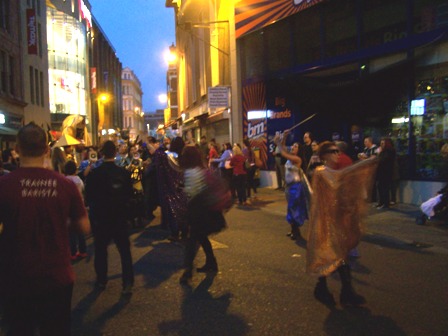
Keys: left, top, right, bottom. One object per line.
{"left": 0, "top": 125, "right": 18, "bottom": 136}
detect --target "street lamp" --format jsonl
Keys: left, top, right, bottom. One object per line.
{"left": 165, "top": 43, "right": 177, "bottom": 65}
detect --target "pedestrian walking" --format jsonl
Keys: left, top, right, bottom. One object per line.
{"left": 230, "top": 144, "right": 248, "bottom": 206}
{"left": 274, "top": 131, "right": 308, "bottom": 240}
{"left": 0, "top": 122, "right": 90, "bottom": 335}
{"left": 308, "top": 141, "right": 378, "bottom": 306}
{"left": 243, "top": 139, "right": 258, "bottom": 199}
{"left": 179, "top": 146, "right": 228, "bottom": 284}
{"left": 85, "top": 140, "right": 135, "bottom": 294}
{"left": 65, "top": 160, "right": 88, "bottom": 261}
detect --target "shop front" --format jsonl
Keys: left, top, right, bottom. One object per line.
{"left": 237, "top": 0, "right": 448, "bottom": 203}
{"left": 46, "top": 0, "right": 92, "bottom": 142}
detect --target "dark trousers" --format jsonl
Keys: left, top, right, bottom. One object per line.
{"left": 93, "top": 224, "right": 134, "bottom": 287}
{"left": 246, "top": 166, "right": 257, "bottom": 197}
{"left": 233, "top": 174, "right": 247, "bottom": 203}
{"left": 274, "top": 157, "right": 285, "bottom": 188}
{"left": 378, "top": 178, "right": 392, "bottom": 207}
{"left": 69, "top": 232, "right": 86, "bottom": 256}
{"left": 220, "top": 167, "right": 235, "bottom": 198}
{"left": 184, "top": 233, "right": 215, "bottom": 271}
{"left": 3, "top": 283, "right": 73, "bottom": 336}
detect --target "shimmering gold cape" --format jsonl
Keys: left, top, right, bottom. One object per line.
{"left": 306, "top": 158, "right": 378, "bottom": 276}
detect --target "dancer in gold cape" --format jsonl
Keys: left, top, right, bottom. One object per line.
{"left": 307, "top": 141, "right": 378, "bottom": 306}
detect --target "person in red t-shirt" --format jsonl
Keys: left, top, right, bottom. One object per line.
{"left": 0, "top": 122, "right": 90, "bottom": 335}
{"left": 335, "top": 141, "right": 353, "bottom": 169}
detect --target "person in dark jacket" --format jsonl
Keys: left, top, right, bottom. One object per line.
{"left": 85, "top": 140, "right": 134, "bottom": 294}
{"left": 375, "top": 138, "right": 396, "bottom": 209}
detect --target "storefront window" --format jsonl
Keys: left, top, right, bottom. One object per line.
{"left": 293, "top": 5, "right": 321, "bottom": 64}
{"left": 323, "top": 0, "right": 357, "bottom": 58}
{"left": 414, "top": 0, "right": 448, "bottom": 34}
{"left": 265, "top": 18, "right": 292, "bottom": 72}
{"left": 47, "top": 8, "right": 88, "bottom": 116}
{"left": 240, "top": 32, "right": 264, "bottom": 81}
{"left": 361, "top": 0, "right": 407, "bottom": 49}
{"left": 412, "top": 62, "right": 448, "bottom": 180}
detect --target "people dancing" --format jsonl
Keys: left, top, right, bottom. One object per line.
{"left": 274, "top": 131, "right": 308, "bottom": 240}
{"left": 179, "top": 146, "right": 227, "bottom": 284}
{"left": 307, "top": 141, "right": 378, "bottom": 306}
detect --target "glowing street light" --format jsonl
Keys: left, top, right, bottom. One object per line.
{"left": 158, "top": 93, "right": 167, "bottom": 104}
{"left": 165, "top": 43, "right": 177, "bottom": 65}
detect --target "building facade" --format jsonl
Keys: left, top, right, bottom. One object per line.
{"left": 90, "top": 15, "right": 123, "bottom": 144}
{"left": 166, "top": 0, "right": 241, "bottom": 146}
{"left": 236, "top": 0, "right": 448, "bottom": 203}
{"left": 46, "top": 0, "right": 93, "bottom": 136}
{"left": 122, "top": 67, "right": 144, "bottom": 141}
{"left": 22, "top": 0, "right": 51, "bottom": 127}
{"left": 0, "top": 0, "right": 26, "bottom": 150}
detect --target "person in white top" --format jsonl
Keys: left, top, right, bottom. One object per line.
{"left": 65, "top": 160, "right": 88, "bottom": 260}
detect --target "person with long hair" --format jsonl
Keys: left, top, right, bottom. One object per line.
{"left": 150, "top": 136, "right": 188, "bottom": 241}
{"left": 179, "top": 146, "right": 227, "bottom": 284}
{"left": 230, "top": 144, "right": 248, "bottom": 206}
{"left": 308, "top": 141, "right": 378, "bottom": 306}
{"left": 211, "top": 142, "right": 234, "bottom": 197}
{"left": 273, "top": 131, "right": 308, "bottom": 240}
{"left": 243, "top": 139, "right": 257, "bottom": 198}
{"left": 51, "top": 146, "right": 67, "bottom": 174}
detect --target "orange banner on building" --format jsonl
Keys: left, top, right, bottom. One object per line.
{"left": 235, "top": 0, "right": 325, "bottom": 39}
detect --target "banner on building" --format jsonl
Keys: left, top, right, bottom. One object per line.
{"left": 27, "top": 9, "right": 37, "bottom": 55}
{"left": 235, "top": 0, "right": 325, "bottom": 38}
{"left": 91, "top": 68, "right": 97, "bottom": 94}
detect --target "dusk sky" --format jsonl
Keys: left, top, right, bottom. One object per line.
{"left": 89, "top": 0, "right": 175, "bottom": 113}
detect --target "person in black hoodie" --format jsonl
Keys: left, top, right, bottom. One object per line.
{"left": 85, "top": 140, "right": 134, "bottom": 294}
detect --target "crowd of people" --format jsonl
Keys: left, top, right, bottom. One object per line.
{"left": 0, "top": 121, "right": 419, "bottom": 334}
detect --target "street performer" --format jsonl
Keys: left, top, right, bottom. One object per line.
{"left": 307, "top": 141, "right": 378, "bottom": 306}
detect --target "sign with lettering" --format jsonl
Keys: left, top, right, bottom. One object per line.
{"left": 27, "top": 9, "right": 37, "bottom": 55}
{"left": 208, "top": 86, "right": 230, "bottom": 109}
{"left": 78, "top": 0, "right": 92, "bottom": 29}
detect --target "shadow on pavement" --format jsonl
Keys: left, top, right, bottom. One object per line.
{"left": 133, "top": 229, "right": 184, "bottom": 288}
{"left": 324, "top": 306, "right": 406, "bottom": 336}
{"left": 362, "top": 234, "right": 435, "bottom": 255}
{"left": 158, "top": 274, "right": 249, "bottom": 336}
{"left": 71, "top": 289, "right": 131, "bottom": 335}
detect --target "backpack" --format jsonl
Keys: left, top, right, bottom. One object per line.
{"left": 204, "top": 171, "right": 233, "bottom": 212}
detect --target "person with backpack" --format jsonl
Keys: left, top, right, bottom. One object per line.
{"left": 178, "top": 146, "right": 230, "bottom": 285}
{"left": 85, "top": 140, "right": 134, "bottom": 295}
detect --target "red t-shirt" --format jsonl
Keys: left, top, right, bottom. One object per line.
{"left": 336, "top": 153, "right": 353, "bottom": 170}
{"left": 0, "top": 167, "right": 87, "bottom": 290}
{"left": 230, "top": 154, "right": 247, "bottom": 175}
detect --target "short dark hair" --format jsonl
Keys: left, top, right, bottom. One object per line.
{"left": 318, "top": 141, "right": 336, "bottom": 160}
{"left": 180, "top": 146, "right": 204, "bottom": 169}
{"left": 17, "top": 122, "right": 48, "bottom": 157}
{"left": 147, "top": 136, "right": 157, "bottom": 144}
{"left": 64, "top": 160, "right": 77, "bottom": 175}
{"left": 170, "top": 136, "right": 185, "bottom": 155}
{"left": 100, "top": 140, "right": 117, "bottom": 159}
{"left": 243, "top": 139, "right": 251, "bottom": 148}
{"left": 225, "top": 142, "right": 232, "bottom": 150}
{"left": 1, "top": 148, "right": 12, "bottom": 162}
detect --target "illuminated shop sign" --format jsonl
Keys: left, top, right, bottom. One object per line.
{"left": 0, "top": 113, "right": 5, "bottom": 124}
{"left": 78, "top": 0, "right": 92, "bottom": 29}
{"left": 411, "top": 99, "right": 425, "bottom": 116}
{"left": 27, "top": 9, "right": 37, "bottom": 55}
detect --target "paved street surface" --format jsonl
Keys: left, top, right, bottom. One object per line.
{"left": 2, "top": 188, "right": 448, "bottom": 335}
